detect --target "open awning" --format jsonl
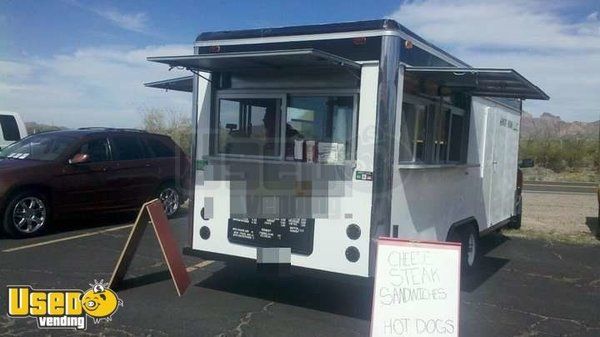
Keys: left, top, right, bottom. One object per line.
{"left": 147, "top": 49, "right": 361, "bottom": 73}
{"left": 404, "top": 67, "right": 549, "bottom": 100}
{"left": 144, "top": 76, "right": 194, "bottom": 92}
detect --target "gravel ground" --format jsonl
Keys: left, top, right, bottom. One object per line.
{"left": 506, "top": 191, "right": 599, "bottom": 245}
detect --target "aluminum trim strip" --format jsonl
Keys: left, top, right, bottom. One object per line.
{"left": 148, "top": 48, "right": 362, "bottom": 71}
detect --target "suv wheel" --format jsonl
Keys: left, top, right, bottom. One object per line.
{"left": 3, "top": 191, "right": 51, "bottom": 238}
{"left": 157, "top": 184, "right": 180, "bottom": 218}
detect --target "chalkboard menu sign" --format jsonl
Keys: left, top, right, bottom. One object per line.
{"left": 370, "top": 238, "right": 461, "bottom": 337}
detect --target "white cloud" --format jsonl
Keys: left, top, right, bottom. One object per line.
{"left": 92, "top": 9, "right": 148, "bottom": 33}
{"left": 64, "top": 0, "right": 150, "bottom": 34}
{"left": 578, "top": 11, "right": 600, "bottom": 35}
{"left": 389, "top": 0, "right": 600, "bottom": 122}
{"left": 0, "top": 45, "right": 194, "bottom": 128}
{"left": 0, "top": 61, "right": 34, "bottom": 77}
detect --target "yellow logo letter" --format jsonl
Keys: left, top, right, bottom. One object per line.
{"left": 8, "top": 287, "right": 30, "bottom": 316}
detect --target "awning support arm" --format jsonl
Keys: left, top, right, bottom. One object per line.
{"left": 169, "top": 65, "right": 212, "bottom": 83}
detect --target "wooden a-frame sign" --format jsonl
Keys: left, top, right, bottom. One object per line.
{"left": 110, "top": 199, "right": 191, "bottom": 296}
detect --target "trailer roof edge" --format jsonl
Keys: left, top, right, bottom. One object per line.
{"left": 194, "top": 19, "right": 469, "bottom": 68}
{"left": 196, "top": 19, "right": 399, "bottom": 42}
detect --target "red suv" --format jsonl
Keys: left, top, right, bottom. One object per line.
{"left": 0, "top": 128, "right": 190, "bottom": 238}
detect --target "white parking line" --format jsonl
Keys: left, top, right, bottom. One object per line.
{"left": 2, "top": 224, "right": 134, "bottom": 253}
{"left": 186, "top": 260, "right": 214, "bottom": 272}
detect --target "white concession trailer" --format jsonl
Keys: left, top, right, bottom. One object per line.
{"left": 146, "top": 20, "right": 548, "bottom": 278}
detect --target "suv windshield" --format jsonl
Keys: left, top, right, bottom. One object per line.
{"left": 0, "top": 133, "right": 76, "bottom": 161}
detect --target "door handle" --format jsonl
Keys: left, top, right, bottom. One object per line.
{"left": 144, "top": 163, "right": 151, "bottom": 167}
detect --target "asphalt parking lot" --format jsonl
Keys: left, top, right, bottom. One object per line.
{"left": 1, "top": 210, "right": 599, "bottom": 337}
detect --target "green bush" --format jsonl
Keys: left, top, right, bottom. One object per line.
{"left": 520, "top": 137, "right": 599, "bottom": 174}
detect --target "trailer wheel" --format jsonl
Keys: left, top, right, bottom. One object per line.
{"left": 447, "top": 224, "right": 479, "bottom": 273}
{"left": 461, "top": 226, "right": 479, "bottom": 272}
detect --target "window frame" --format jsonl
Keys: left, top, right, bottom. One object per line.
{"left": 399, "top": 94, "right": 432, "bottom": 163}
{"left": 286, "top": 92, "right": 359, "bottom": 162}
{"left": 399, "top": 93, "right": 468, "bottom": 165}
{"left": 441, "top": 103, "right": 466, "bottom": 164}
{"left": 214, "top": 92, "right": 287, "bottom": 160}
{"left": 212, "top": 89, "right": 359, "bottom": 163}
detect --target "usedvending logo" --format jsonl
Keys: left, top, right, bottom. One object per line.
{"left": 7, "top": 280, "right": 123, "bottom": 330}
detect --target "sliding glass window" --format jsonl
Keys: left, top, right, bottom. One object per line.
{"left": 399, "top": 95, "right": 468, "bottom": 164}
{"left": 217, "top": 97, "right": 282, "bottom": 157}
{"left": 214, "top": 92, "right": 356, "bottom": 163}
{"left": 287, "top": 96, "right": 354, "bottom": 161}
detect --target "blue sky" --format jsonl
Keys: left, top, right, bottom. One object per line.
{"left": 1, "top": 0, "right": 403, "bottom": 55}
{"left": 1, "top": 0, "right": 599, "bottom": 127}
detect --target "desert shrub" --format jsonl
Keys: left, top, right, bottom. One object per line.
{"left": 520, "top": 137, "right": 599, "bottom": 173}
{"left": 140, "top": 108, "right": 192, "bottom": 154}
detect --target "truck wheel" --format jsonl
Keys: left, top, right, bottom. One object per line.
{"left": 157, "top": 184, "right": 181, "bottom": 218}
{"left": 448, "top": 225, "right": 479, "bottom": 273}
{"left": 2, "top": 190, "right": 51, "bottom": 238}
{"left": 507, "top": 213, "right": 522, "bottom": 229}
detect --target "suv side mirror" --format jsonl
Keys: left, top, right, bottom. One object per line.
{"left": 519, "top": 158, "right": 534, "bottom": 168}
{"left": 69, "top": 153, "right": 90, "bottom": 164}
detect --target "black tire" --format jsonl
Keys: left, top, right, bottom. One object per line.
{"left": 448, "top": 224, "right": 479, "bottom": 273}
{"left": 2, "top": 190, "right": 51, "bottom": 238}
{"left": 507, "top": 213, "right": 522, "bottom": 229}
{"left": 156, "top": 183, "right": 181, "bottom": 218}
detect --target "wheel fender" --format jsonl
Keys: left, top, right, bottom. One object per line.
{"left": 446, "top": 216, "right": 479, "bottom": 242}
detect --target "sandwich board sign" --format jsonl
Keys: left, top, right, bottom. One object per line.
{"left": 370, "top": 238, "right": 461, "bottom": 337}
{"left": 110, "top": 199, "right": 191, "bottom": 296}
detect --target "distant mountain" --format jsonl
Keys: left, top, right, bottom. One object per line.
{"left": 25, "top": 122, "right": 68, "bottom": 134}
{"left": 520, "top": 112, "right": 599, "bottom": 139}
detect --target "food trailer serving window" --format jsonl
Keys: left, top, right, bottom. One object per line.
{"left": 147, "top": 49, "right": 361, "bottom": 164}
{"left": 216, "top": 92, "right": 357, "bottom": 163}
{"left": 399, "top": 66, "right": 550, "bottom": 165}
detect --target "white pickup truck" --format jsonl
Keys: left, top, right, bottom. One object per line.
{"left": 0, "top": 111, "right": 28, "bottom": 149}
